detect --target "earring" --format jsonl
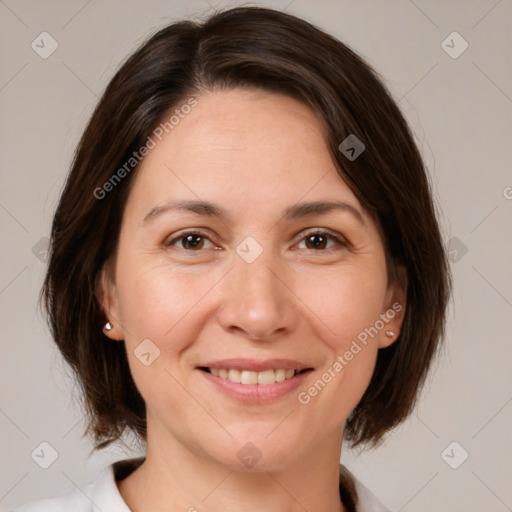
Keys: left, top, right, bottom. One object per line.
{"left": 385, "top": 330, "right": 395, "bottom": 338}
{"left": 104, "top": 321, "right": 113, "bottom": 331}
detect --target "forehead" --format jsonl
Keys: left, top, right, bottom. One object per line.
{"left": 126, "top": 88, "right": 368, "bottom": 225}
{"left": 159, "top": 87, "right": 332, "bottom": 167}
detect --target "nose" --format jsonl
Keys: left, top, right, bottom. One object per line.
{"left": 217, "top": 247, "right": 298, "bottom": 341}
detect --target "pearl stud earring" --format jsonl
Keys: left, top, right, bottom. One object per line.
{"left": 385, "top": 330, "right": 395, "bottom": 338}
{"left": 104, "top": 321, "right": 113, "bottom": 331}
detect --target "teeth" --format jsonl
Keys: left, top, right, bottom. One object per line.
{"left": 208, "top": 368, "right": 301, "bottom": 385}
{"left": 257, "top": 370, "right": 275, "bottom": 385}
{"left": 228, "top": 369, "right": 241, "bottom": 383}
{"left": 241, "top": 370, "right": 258, "bottom": 384}
{"left": 275, "top": 369, "right": 286, "bottom": 382}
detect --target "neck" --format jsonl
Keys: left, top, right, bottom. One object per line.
{"left": 117, "top": 421, "right": 348, "bottom": 512}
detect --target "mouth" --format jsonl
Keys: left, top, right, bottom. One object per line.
{"left": 198, "top": 367, "right": 310, "bottom": 385}
{"left": 196, "top": 359, "right": 314, "bottom": 403}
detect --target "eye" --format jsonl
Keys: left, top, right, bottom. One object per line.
{"left": 164, "top": 229, "right": 348, "bottom": 253}
{"left": 164, "top": 230, "right": 215, "bottom": 251}
{"left": 295, "top": 229, "right": 348, "bottom": 251}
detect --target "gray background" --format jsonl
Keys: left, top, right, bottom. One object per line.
{"left": 1, "top": 1, "right": 511, "bottom": 511}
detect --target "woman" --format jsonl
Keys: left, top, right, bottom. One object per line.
{"left": 13, "top": 6, "right": 451, "bottom": 512}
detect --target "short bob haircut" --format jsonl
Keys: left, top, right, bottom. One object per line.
{"left": 42, "top": 6, "right": 451, "bottom": 451}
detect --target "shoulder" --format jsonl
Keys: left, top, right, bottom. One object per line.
{"left": 339, "top": 464, "right": 393, "bottom": 512}
{"left": 354, "top": 478, "right": 393, "bottom": 512}
{"left": 8, "top": 484, "right": 93, "bottom": 512}
{"left": 8, "top": 459, "right": 136, "bottom": 512}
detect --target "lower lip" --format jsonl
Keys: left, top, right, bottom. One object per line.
{"left": 198, "top": 369, "right": 313, "bottom": 404}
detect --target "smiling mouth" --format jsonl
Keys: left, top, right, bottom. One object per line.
{"left": 198, "top": 367, "right": 311, "bottom": 385}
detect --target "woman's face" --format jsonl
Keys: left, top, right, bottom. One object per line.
{"left": 101, "top": 88, "right": 406, "bottom": 470}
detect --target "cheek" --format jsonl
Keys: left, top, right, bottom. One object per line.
{"left": 293, "top": 263, "right": 385, "bottom": 418}
{"left": 115, "top": 254, "right": 226, "bottom": 356}
{"left": 299, "top": 261, "right": 388, "bottom": 347}
{"left": 113, "top": 258, "right": 219, "bottom": 408}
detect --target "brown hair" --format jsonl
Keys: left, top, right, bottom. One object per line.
{"left": 41, "top": 6, "right": 451, "bottom": 450}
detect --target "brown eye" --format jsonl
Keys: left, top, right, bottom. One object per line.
{"left": 165, "top": 231, "right": 214, "bottom": 251}
{"left": 297, "top": 230, "right": 347, "bottom": 251}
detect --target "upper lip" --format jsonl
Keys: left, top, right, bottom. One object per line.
{"left": 198, "top": 358, "right": 312, "bottom": 372}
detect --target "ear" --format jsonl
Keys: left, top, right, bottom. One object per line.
{"left": 95, "top": 262, "right": 124, "bottom": 341}
{"left": 378, "top": 264, "right": 408, "bottom": 349}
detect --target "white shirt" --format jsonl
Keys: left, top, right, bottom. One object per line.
{"left": 10, "top": 457, "right": 391, "bottom": 512}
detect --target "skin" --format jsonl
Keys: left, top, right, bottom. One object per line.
{"left": 99, "top": 87, "right": 407, "bottom": 512}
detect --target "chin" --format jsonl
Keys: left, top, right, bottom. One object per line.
{"left": 202, "top": 431, "right": 303, "bottom": 473}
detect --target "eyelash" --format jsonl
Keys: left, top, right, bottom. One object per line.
{"left": 164, "top": 229, "right": 348, "bottom": 253}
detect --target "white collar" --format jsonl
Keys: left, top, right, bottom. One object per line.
{"left": 84, "top": 457, "right": 391, "bottom": 512}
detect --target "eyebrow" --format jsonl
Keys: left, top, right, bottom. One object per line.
{"left": 143, "top": 199, "right": 365, "bottom": 225}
